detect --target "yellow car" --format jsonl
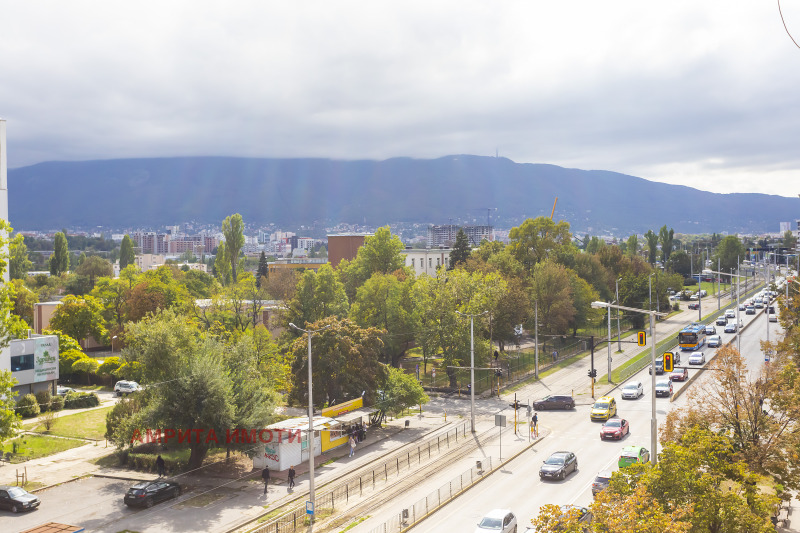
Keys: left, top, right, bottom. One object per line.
{"left": 590, "top": 396, "right": 617, "bottom": 421}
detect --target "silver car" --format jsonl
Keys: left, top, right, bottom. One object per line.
{"left": 621, "top": 381, "right": 644, "bottom": 399}
{"left": 689, "top": 351, "right": 706, "bottom": 365}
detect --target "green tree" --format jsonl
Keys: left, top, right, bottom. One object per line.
{"left": 490, "top": 278, "right": 531, "bottom": 351}
{"left": 91, "top": 277, "right": 129, "bottom": 332}
{"left": 49, "top": 295, "right": 107, "bottom": 347}
{"left": 449, "top": 229, "right": 471, "bottom": 269}
{"left": 285, "top": 264, "right": 349, "bottom": 330}
{"left": 119, "top": 234, "right": 136, "bottom": 270}
{"left": 222, "top": 213, "right": 245, "bottom": 282}
{"left": 0, "top": 370, "right": 21, "bottom": 443}
{"left": 338, "top": 226, "right": 406, "bottom": 300}
{"left": 72, "top": 357, "right": 100, "bottom": 385}
{"left": 379, "top": 365, "right": 429, "bottom": 417}
{"left": 585, "top": 235, "right": 604, "bottom": 254}
{"left": 256, "top": 251, "right": 268, "bottom": 287}
{"left": 644, "top": 230, "right": 659, "bottom": 264}
{"left": 713, "top": 235, "right": 748, "bottom": 273}
{"left": 529, "top": 260, "right": 575, "bottom": 335}
{"left": 625, "top": 234, "right": 639, "bottom": 258}
{"left": 659, "top": 225, "right": 675, "bottom": 263}
{"left": 667, "top": 249, "right": 692, "bottom": 276}
{"left": 10, "top": 279, "right": 38, "bottom": 327}
{"left": 508, "top": 217, "right": 572, "bottom": 275}
{"left": 50, "top": 231, "right": 69, "bottom": 275}
{"left": 75, "top": 255, "right": 113, "bottom": 289}
{"left": 567, "top": 270, "right": 600, "bottom": 336}
{"left": 783, "top": 230, "right": 798, "bottom": 250}
{"left": 214, "top": 240, "right": 232, "bottom": 286}
{"left": 9, "top": 234, "right": 33, "bottom": 280}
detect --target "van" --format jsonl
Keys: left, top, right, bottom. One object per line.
{"left": 590, "top": 396, "right": 617, "bottom": 421}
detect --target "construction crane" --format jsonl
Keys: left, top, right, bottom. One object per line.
{"left": 468, "top": 207, "right": 497, "bottom": 227}
{"left": 550, "top": 197, "right": 558, "bottom": 219}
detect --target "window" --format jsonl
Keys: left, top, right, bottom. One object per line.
{"left": 428, "top": 258, "right": 432, "bottom": 268}
{"left": 436, "top": 258, "right": 440, "bottom": 267}
{"left": 11, "top": 353, "right": 34, "bottom": 372}
{"left": 410, "top": 258, "right": 414, "bottom": 267}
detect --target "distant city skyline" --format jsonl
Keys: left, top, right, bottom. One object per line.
{"left": 3, "top": 2, "right": 800, "bottom": 197}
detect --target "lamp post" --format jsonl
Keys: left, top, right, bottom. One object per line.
{"left": 615, "top": 278, "right": 622, "bottom": 352}
{"left": 111, "top": 335, "right": 118, "bottom": 353}
{"left": 702, "top": 266, "right": 747, "bottom": 352}
{"left": 593, "top": 301, "right": 664, "bottom": 465}
{"left": 288, "top": 322, "right": 331, "bottom": 521}
{"left": 456, "top": 310, "right": 487, "bottom": 434}
{"left": 648, "top": 273, "right": 654, "bottom": 336}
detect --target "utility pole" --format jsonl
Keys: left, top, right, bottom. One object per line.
{"left": 534, "top": 300, "right": 539, "bottom": 378}
{"left": 616, "top": 278, "right": 622, "bottom": 352}
{"left": 717, "top": 258, "right": 721, "bottom": 310}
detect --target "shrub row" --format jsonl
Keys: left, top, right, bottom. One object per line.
{"left": 117, "top": 451, "right": 185, "bottom": 474}
{"left": 64, "top": 391, "right": 100, "bottom": 409}
{"left": 16, "top": 391, "right": 70, "bottom": 418}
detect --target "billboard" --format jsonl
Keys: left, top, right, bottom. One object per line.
{"left": 34, "top": 336, "right": 59, "bottom": 382}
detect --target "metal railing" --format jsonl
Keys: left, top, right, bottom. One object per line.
{"left": 364, "top": 458, "right": 492, "bottom": 533}
{"left": 247, "top": 422, "right": 469, "bottom": 533}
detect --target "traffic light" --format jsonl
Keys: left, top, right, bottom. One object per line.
{"left": 663, "top": 352, "right": 674, "bottom": 373}
{"left": 587, "top": 369, "right": 597, "bottom": 378}
{"left": 637, "top": 331, "right": 646, "bottom": 346}
{"left": 509, "top": 400, "right": 522, "bottom": 410}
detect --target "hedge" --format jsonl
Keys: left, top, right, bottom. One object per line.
{"left": 64, "top": 391, "right": 100, "bottom": 409}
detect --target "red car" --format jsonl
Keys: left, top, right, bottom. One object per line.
{"left": 600, "top": 418, "right": 629, "bottom": 440}
{"left": 670, "top": 368, "right": 689, "bottom": 381}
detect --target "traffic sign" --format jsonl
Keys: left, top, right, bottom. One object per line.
{"left": 306, "top": 501, "right": 314, "bottom": 515}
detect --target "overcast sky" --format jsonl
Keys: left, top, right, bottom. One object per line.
{"left": 3, "top": 1, "right": 800, "bottom": 197}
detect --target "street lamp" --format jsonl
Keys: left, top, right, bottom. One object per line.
{"left": 648, "top": 273, "right": 654, "bottom": 336}
{"left": 456, "top": 310, "right": 487, "bottom": 434}
{"left": 702, "top": 267, "right": 746, "bottom": 353}
{"left": 288, "top": 322, "right": 331, "bottom": 521}
{"left": 592, "top": 300, "right": 665, "bottom": 465}
{"left": 111, "top": 335, "right": 118, "bottom": 353}
{"left": 616, "top": 278, "right": 622, "bottom": 352}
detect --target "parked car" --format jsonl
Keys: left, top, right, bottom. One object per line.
{"left": 745, "top": 306, "right": 756, "bottom": 315}
{"left": 56, "top": 386, "right": 75, "bottom": 396}
{"left": 670, "top": 367, "right": 689, "bottom": 381}
{"left": 590, "top": 396, "right": 617, "bottom": 421}
{"left": 115, "top": 380, "right": 142, "bottom": 396}
{"left": 591, "top": 470, "right": 613, "bottom": 497}
{"left": 124, "top": 480, "right": 181, "bottom": 508}
{"left": 688, "top": 302, "right": 700, "bottom": 310}
{"left": 540, "top": 451, "right": 578, "bottom": 480}
{"left": 699, "top": 289, "right": 708, "bottom": 297}
{"left": 689, "top": 294, "right": 699, "bottom": 301}
{"left": 0, "top": 485, "right": 40, "bottom": 513}
{"left": 707, "top": 335, "right": 722, "bottom": 348}
{"left": 724, "top": 322, "right": 738, "bottom": 333}
{"left": 475, "top": 509, "right": 517, "bottom": 533}
{"left": 600, "top": 418, "right": 629, "bottom": 440}
{"left": 706, "top": 324, "right": 717, "bottom": 334}
{"left": 618, "top": 446, "right": 650, "bottom": 468}
{"left": 533, "top": 395, "right": 575, "bottom": 410}
{"left": 689, "top": 351, "right": 706, "bottom": 365}
{"left": 621, "top": 381, "right": 643, "bottom": 400}
{"left": 655, "top": 379, "right": 673, "bottom": 397}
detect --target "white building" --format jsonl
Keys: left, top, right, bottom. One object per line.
{"left": 1, "top": 335, "right": 60, "bottom": 397}
{"left": 401, "top": 247, "right": 453, "bottom": 276}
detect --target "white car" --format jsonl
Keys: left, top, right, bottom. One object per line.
{"left": 689, "top": 351, "right": 706, "bottom": 365}
{"left": 725, "top": 309, "right": 736, "bottom": 319}
{"left": 769, "top": 314, "right": 778, "bottom": 323}
{"left": 476, "top": 509, "right": 517, "bottom": 533}
{"left": 114, "top": 380, "right": 142, "bottom": 396}
{"left": 621, "top": 381, "right": 644, "bottom": 399}
{"left": 707, "top": 335, "right": 722, "bottom": 348}
{"left": 724, "top": 322, "right": 738, "bottom": 333}
{"left": 56, "top": 386, "right": 75, "bottom": 396}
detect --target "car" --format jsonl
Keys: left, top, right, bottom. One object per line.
{"left": 688, "top": 302, "right": 700, "bottom": 310}
{"left": 725, "top": 309, "right": 736, "bottom": 319}
{"left": 124, "top": 480, "right": 182, "bottom": 508}
{"left": 724, "top": 322, "right": 738, "bottom": 333}
{"left": 655, "top": 379, "right": 673, "bottom": 397}
{"left": 475, "top": 509, "right": 517, "bottom": 533}
{"left": 115, "top": 380, "right": 142, "bottom": 396}
{"left": 715, "top": 316, "right": 727, "bottom": 326}
{"left": 591, "top": 470, "right": 613, "bottom": 497}
{"left": 769, "top": 314, "right": 778, "bottom": 323}
{"left": 767, "top": 305, "right": 776, "bottom": 314}
{"left": 689, "top": 294, "right": 699, "bottom": 301}
{"left": 670, "top": 367, "right": 689, "bottom": 381}
{"left": 739, "top": 303, "right": 746, "bottom": 311}
{"left": 56, "top": 385, "right": 75, "bottom": 396}
{"left": 699, "top": 289, "right": 708, "bottom": 297}
{"left": 649, "top": 357, "right": 664, "bottom": 375}
{"left": 669, "top": 295, "right": 680, "bottom": 302}
{"left": 600, "top": 418, "right": 629, "bottom": 440}
{"left": 0, "top": 485, "right": 40, "bottom": 513}
{"left": 745, "top": 306, "right": 756, "bottom": 315}
{"left": 618, "top": 446, "right": 650, "bottom": 468}
{"left": 689, "top": 351, "right": 706, "bottom": 365}
{"left": 621, "top": 381, "right": 643, "bottom": 399}
{"left": 707, "top": 335, "right": 722, "bottom": 348}
{"left": 554, "top": 505, "right": 593, "bottom": 531}
{"left": 590, "top": 396, "right": 617, "bottom": 421}
{"left": 533, "top": 395, "right": 575, "bottom": 410}
{"left": 706, "top": 324, "right": 717, "bottom": 334}
{"left": 540, "top": 451, "right": 578, "bottom": 480}
{"left": 754, "top": 298, "right": 764, "bottom": 308}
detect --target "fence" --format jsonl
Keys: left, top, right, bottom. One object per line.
{"left": 365, "top": 457, "right": 492, "bottom": 533}
{"left": 247, "top": 422, "right": 469, "bottom": 533}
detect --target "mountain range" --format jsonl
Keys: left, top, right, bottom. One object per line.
{"left": 7, "top": 155, "right": 798, "bottom": 235}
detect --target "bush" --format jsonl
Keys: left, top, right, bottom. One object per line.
{"left": 16, "top": 394, "right": 41, "bottom": 418}
{"left": 64, "top": 391, "right": 100, "bottom": 409}
{"left": 35, "top": 390, "right": 52, "bottom": 412}
{"left": 50, "top": 395, "right": 65, "bottom": 411}
{"left": 128, "top": 453, "right": 184, "bottom": 474}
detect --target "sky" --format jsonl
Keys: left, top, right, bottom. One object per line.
{"left": 2, "top": 1, "right": 800, "bottom": 197}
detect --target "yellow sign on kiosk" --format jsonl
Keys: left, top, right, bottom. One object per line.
{"left": 321, "top": 397, "right": 363, "bottom": 417}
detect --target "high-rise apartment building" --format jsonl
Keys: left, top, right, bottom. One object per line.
{"left": 426, "top": 224, "right": 493, "bottom": 247}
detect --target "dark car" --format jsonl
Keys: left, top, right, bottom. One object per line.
{"left": 540, "top": 451, "right": 578, "bottom": 480}
{"left": 688, "top": 302, "right": 700, "bottom": 310}
{"left": 0, "top": 485, "right": 40, "bottom": 513}
{"left": 124, "top": 480, "right": 181, "bottom": 508}
{"left": 600, "top": 418, "right": 629, "bottom": 440}
{"left": 591, "top": 470, "right": 613, "bottom": 497}
{"left": 533, "top": 395, "right": 575, "bottom": 410}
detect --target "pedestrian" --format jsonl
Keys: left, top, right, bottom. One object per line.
{"left": 552, "top": 350, "right": 557, "bottom": 362}
{"left": 261, "top": 467, "right": 270, "bottom": 495}
{"left": 494, "top": 350, "right": 499, "bottom": 363}
{"left": 532, "top": 412, "right": 538, "bottom": 437}
{"left": 288, "top": 465, "right": 296, "bottom": 489}
{"left": 155, "top": 454, "right": 166, "bottom": 477}
{"left": 360, "top": 424, "right": 366, "bottom": 442}
{"left": 349, "top": 435, "right": 356, "bottom": 457}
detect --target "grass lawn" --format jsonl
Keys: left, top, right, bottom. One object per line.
{"left": 25, "top": 405, "right": 113, "bottom": 441}
{"left": 0, "top": 434, "right": 85, "bottom": 460}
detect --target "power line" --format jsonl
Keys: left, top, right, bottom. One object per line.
{"left": 778, "top": 0, "right": 800, "bottom": 49}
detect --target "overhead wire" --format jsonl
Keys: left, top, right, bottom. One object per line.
{"left": 778, "top": 0, "right": 800, "bottom": 49}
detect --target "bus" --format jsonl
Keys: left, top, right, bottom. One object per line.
{"left": 678, "top": 323, "right": 707, "bottom": 351}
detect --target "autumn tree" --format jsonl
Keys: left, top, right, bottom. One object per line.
{"left": 119, "top": 234, "right": 136, "bottom": 270}
{"left": 222, "top": 213, "right": 245, "bottom": 282}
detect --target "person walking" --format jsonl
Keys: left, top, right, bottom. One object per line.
{"left": 532, "top": 412, "right": 539, "bottom": 438}
{"left": 349, "top": 435, "right": 356, "bottom": 457}
{"left": 288, "top": 465, "right": 296, "bottom": 489}
{"left": 156, "top": 455, "right": 166, "bottom": 477}
{"left": 261, "top": 467, "right": 270, "bottom": 495}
